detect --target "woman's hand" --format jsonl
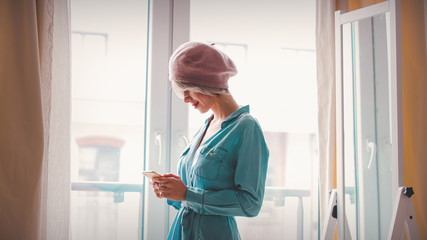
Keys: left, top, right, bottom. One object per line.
{"left": 149, "top": 178, "right": 162, "bottom": 198}
{"left": 151, "top": 173, "right": 187, "bottom": 201}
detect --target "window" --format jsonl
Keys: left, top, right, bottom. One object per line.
{"left": 70, "top": 0, "right": 149, "bottom": 239}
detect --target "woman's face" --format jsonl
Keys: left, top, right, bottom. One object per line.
{"left": 183, "top": 90, "right": 215, "bottom": 114}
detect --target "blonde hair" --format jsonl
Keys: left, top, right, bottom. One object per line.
{"left": 171, "top": 81, "right": 230, "bottom": 99}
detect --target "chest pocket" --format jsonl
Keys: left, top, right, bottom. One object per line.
{"left": 194, "top": 146, "right": 227, "bottom": 180}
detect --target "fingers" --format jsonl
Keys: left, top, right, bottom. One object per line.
{"left": 158, "top": 182, "right": 172, "bottom": 191}
{"left": 154, "top": 176, "right": 180, "bottom": 185}
{"left": 154, "top": 189, "right": 162, "bottom": 198}
{"left": 151, "top": 179, "right": 161, "bottom": 189}
{"left": 158, "top": 187, "right": 175, "bottom": 198}
{"left": 154, "top": 182, "right": 175, "bottom": 197}
{"left": 152, "top": 174, "right": 179, "bottom": 185}
{"left": 162, "top": 173, "right": 179, "bottom": 178}
{"left": 152, "top": 181, "right": 171, "bottom": 192}
{"left": 158, "top": 191, "right": 171, "bottom": 199}
{"left": 150, "top": 174, "right": 185, "bottom": 201}
{"left": 151, "top": 177, "right": 162, "bottom": 183}
{"left": 157, "top": 184, "right": 186, "bottom": 201}
{"left": 152, "top": 178, "right": 169, "bottom": 198}
{"left": 153, "top": 179, "right": 171, "bottom": 185}
{"left": 154, "top": 187, "right": 171, "bottom": 198}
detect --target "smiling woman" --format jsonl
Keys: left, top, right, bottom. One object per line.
{"left": 150, "top": 41, "right": 269, "bottom": 240}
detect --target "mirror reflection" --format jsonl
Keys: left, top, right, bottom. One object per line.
{"left": 342, "top": 12, "right": 393, "bottom": 240}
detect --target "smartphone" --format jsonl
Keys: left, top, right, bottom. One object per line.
{"left": 142, "top": 170, "right": 162, "bottom": 179}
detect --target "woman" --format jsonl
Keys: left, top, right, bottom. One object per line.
{"left": 151, "top": 41, "right": 269, "bottom": 240}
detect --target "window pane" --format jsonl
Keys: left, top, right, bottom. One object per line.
{"left": 70, "top": 0, "right": 148, "bottom": 239}
{"left": 189, "top": 0, "right": 318, "bottom": 239}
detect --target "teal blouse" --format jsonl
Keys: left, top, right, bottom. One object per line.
{"left": 167, "top": 105, "right": 269, "bottom": 240}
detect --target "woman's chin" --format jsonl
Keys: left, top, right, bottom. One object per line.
{"left": 197, "top": 108, "right": 209, "bottom": 114}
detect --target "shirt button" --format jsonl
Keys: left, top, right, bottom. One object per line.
{"left": 209, "top": 152, "right": 213, "bottom": 156}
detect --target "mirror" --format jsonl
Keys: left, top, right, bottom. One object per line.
{"left": 342, "top": 12, "right": 393, "bottom": 240}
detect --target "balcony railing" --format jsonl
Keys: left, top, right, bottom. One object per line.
{"left": 71, "top": 182, "right": 312, "bottom": 240}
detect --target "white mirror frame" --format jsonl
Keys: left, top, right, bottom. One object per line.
{"left": 334, "top": 0, "right": 402, "bottom": 239}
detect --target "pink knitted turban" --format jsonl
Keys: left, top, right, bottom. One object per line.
{"left": 169, "top": 42, "right": 238, "bottom": 89}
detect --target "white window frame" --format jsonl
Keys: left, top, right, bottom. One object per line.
{"left": 143, "top": 0, "right": 189, "bottom": 239}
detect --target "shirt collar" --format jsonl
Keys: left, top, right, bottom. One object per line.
{"left": 204, "top": 105, "right": 250, "bottom": 127}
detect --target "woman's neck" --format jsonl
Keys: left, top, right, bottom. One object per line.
{"left": 210, "top": 94, "right": 239, "bottom": 123}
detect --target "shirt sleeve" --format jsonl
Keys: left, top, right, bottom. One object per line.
{"left": 185, "top": 126, "right": 269, "bottom": 217}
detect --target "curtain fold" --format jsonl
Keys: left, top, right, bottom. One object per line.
{"left": 0, "top": 0, "right": 70, "bottom": 239}
{"left": 0, "top": 1, "right": 45, "bottom": 239}
{"left": 39, "top": 0, "right": 71, "bottom": 239}
{"left": 315, "top": 0, "right": 336, "bottom": 236}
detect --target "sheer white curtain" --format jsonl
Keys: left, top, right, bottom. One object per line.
{"left": 316, "top": 0, "right": 336, "bottom": 235}
{"left": 0, "top": 0, "right": 70, "bottom": 239}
